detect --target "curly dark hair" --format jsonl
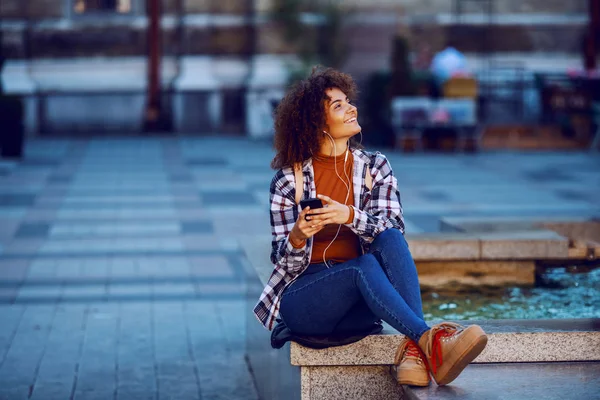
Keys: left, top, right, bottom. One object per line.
{"left": 270, "top": 66, "right": 359, "bottom": 170}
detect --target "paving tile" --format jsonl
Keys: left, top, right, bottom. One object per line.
{"left": 195, "top": 282, "right": 244, "bottom": 297}
{"left": 169, "top": 173, "right": 193, "bottom": 182}
{"left": 214, "top": 300, "right": 249, "bottom": 352}
{"left": 117, "top": 303, "right": 156, "bottom": 399}
{"left": 0, "top": 287, "right": 18, "bottom": 303}
{"left": 14, "top": 222, "right": 51, "bottom": 239}
{"left": 25, "top": 260, "right": 58, "bottom": 279}
{"left": 30, "top": 381, "right": 74, "bottom": 400}
{"left": 39, "top": 238, "right": 185, "bottom": 254}
{"left": 116, "top": 385, "right": 156, "bottom": 400}
{"left": 185, "top": 157, "right": 228, "bottom": 167}
{"left": 0, "top": 385, "right": 31, "bottom": 400}
{"left": 402, "top": 213, "right": 442, "bottom": 233}
{"left": 0, "top": 208, "right": 28, "bottom": 218}
{"left": 46, "top": 175, "right": 72, "bottom": 184}
{"left": 0, "top": 305, "right": 26, "bottom": 364}
{"left": 201, "top": 191, "right": 257, "bottom": 206}
{"left": 0, "top": 305, "right": 57, "bottom": 391}
{"left": 0, "top": 194, "right": 36, "bottom": 207}
{"left": 188, "top": 255, "right": 237, "bottom": 278}
{"left": 21, "top": 158, "right": 61, "bottom": 167}
{"left": 152, "top": 303, "right": 201, "bottom": 399}
{"left": 524, "top": 167, "right": 575, "bottom": 183}
{"left": 0, "top": 259, "right": 31, "bottom": 281}
{"left": 34, "top": 305, "right": 86, "bottom": 393}
{"left": 153, "top": 282, "right": 195, "bottom": 296}
{"left": 62, "top": 285, "right": 107, "bottom": 300}
{"left": 555, "top": 189, "right": 596, "bottom": 203}
{"left": 73, "top": 305, "right": 118, "bottom": 398}
{"left": 180, "top": 220, "right": 213, "bottom": 234}
{"left": 418, "top": 190, "right": 452, "bottom": 202}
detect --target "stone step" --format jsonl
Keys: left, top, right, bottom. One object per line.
{"left": 406, "top": 362, "right": 600, "bottom": 400}
{"left": 290, "top": 319, "right": 600, "bottom": 367}
{"left": 300, "top": 362, "right": 600, "bottom": 400}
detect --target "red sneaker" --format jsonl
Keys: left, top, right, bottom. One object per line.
{"left": 418, "top": 322, "right": 488, "bottom": 386}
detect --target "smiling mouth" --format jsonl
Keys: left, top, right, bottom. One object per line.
{"left": 344, "top": 117, "right": 357, "bottom": 124}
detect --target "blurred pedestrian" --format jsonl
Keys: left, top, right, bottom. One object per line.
{"left": 430, "top": 41, "right": 470, "bottom": 83}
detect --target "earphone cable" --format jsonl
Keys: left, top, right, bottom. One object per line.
{"left": 322, "top": 134, "right": 352, "bottom": 268}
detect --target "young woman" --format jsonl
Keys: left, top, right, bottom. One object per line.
{"left": 254, "top": 67, "right": 487, "bottom": 386}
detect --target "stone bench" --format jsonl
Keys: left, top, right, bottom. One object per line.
{"left": 292, "top": 319, "right": 600, "bottom": 400}
{"left": 241, "top": 234, "right": 600, "bottom": 400}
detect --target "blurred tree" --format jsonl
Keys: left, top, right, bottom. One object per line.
{"left": 317, "top": 1, "right": 348, "bottom": 70}
{"left": 390, "top": 36, "right": 416, "bottom": 97}
{"left": 270, "top": 0, "right": 349, "bottom": 84}
{"left": 361, "top": 71, "right": 395, "bottom": 148}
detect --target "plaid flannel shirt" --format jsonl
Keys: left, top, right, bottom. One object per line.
{"left": 253, "top": 148, "right": 405, "bottom": 330}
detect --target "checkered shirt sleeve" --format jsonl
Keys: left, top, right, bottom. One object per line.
{"left": 348, "top": 153, "right": 405, "bottom": 242}
{"left": 269, "top": 168, "right": 307, "bottom": 273}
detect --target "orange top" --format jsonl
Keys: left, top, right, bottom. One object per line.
{"left": 309, "top": 151, "right": 361, "bottom": 264}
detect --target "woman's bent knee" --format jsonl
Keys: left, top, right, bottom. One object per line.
{"left": 375, "top": 228, "right": 402, "bottom": 242}
{"left": 372, "top": 228, "right": 406, "bottom": 249}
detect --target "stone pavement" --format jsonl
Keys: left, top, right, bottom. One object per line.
{"left": 0, "top": 137, "right": 599, "bottom": 400}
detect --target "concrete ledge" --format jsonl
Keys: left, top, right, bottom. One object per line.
{"left": 440, "top": 216, "right": 600, "bottom": 261}
{"left": 439, "top": 216, "right": 595, "bottom": 233}
{"left": 416, "top": 261, "right": 535, "bottom": 287}
{"left": 406, "top": 230, "right": 571, "bottom": 260}
{"left": 290, "top": 319, "right": 600, "bottom": 366}
{"left": 406, "top": 234, "right": 480, "bottom": 260}
{"left": 478, "top": 230, "right": 569, "bottom": 259}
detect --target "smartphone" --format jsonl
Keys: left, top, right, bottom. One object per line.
{"left": 299, "top": 198, "right": 323, "bottom": 220}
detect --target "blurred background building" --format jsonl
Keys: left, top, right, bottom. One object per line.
{"left": 0, "top": 0, "right": 598, "bottom": 149}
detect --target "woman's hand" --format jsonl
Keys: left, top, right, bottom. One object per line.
{"left": 307, "top": 194, "right": 351, "bottom": 226}
{"left": 289, "top": 206, "right": 325, "bottom": 245}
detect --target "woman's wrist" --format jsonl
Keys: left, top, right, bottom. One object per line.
{"left": 345, "top": 205, "right": 355, "bottom": 224}
{"left": 289, "top": 232, "right": 306, "bottom": 248}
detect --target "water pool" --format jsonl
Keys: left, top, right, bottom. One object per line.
{"left": 422, "top": 264, "right": 600, "bottom": 321}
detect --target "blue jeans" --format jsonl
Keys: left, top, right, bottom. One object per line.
{"left": 279, "top": 228, "right": 430, "bottom": 342}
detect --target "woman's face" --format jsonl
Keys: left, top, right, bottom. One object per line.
{"left": 324, "top": 87, "right": 361, "bottom": 140}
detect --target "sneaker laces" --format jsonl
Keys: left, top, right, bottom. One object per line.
{"left": 394, "top": 338, "right": 426, "bottom": 366}
{"left": 423, "top": 322, "right": 464, "bottom": 375}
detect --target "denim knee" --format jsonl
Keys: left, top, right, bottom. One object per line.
{"left": 375, "top": 227, "right": 403, "bottom": 241}
{"left": 372, "top": 228, "right": 406, "bottom": 250}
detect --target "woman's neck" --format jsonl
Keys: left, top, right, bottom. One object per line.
{"left": 319, "top": 138, "right": 349, "bottom": 157}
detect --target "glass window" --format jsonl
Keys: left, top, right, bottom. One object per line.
{"left": 73, "top": 0, "right": 133, "bottom": 14}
